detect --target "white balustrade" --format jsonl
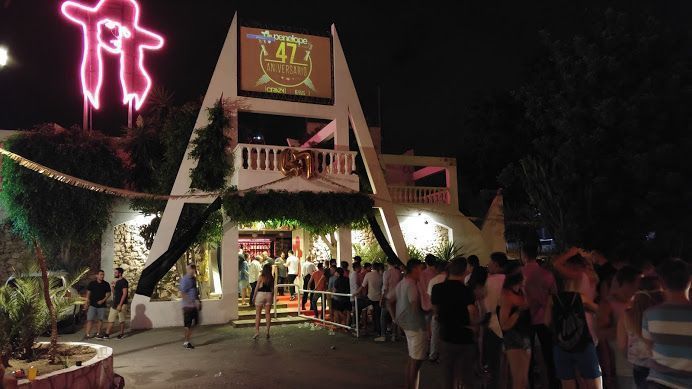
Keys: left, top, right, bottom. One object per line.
{"left": 389, "top": 186, "right": 451, "bottom": 205}
{"left": 233, "top": 143, "right": 357, "bottom": 175}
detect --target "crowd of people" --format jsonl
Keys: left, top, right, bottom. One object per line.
{"left": 254, "top": 243, "right": 689, "bottom": 389}
{"left": 378, "top": 245, "right": 691, "bottom": 389}
{"left": 68, "top": 243, "right": 689, "bottom": 389}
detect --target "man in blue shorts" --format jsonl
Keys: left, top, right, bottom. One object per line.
{"left": 84, "top": 270, "right": 111, "bottom": 339}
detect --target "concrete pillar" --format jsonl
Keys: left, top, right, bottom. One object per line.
{"left": 336, "top": 228, "right": 352, "bottom": 263}
{"left": 334, "top": 111, "right": 349, "bottom": 151}
{"left": 221, "top": 222, "right": 239, "bottom": 320}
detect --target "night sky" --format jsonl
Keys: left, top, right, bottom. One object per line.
{"left": 1, "top": 0, "right": 690, "bottom": 155}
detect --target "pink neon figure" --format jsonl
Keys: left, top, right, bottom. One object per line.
{"left": 61, "top": 0, "right": 164, "bottom": 110}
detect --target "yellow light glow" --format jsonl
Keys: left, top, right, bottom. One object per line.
{"left": 0, "top": 47, "right": 8, "bottom": 67}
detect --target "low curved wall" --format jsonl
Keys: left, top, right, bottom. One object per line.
{"left": 17, "top": 342, "right": 113, "bottom": 389}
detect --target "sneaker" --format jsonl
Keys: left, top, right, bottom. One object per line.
{"left": 374, "top": 336, "right": 386, "bottom": 342}
{"left": 95, "top": 333, "right": 106, "bottom": 340}
{"left": 116, "top": 334, "right": 126, "bottom": 340}
{"left": 183, "top": 342, "right": 194, "bottom": 349}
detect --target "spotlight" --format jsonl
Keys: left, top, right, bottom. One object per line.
{"left": 0, "top": 46, "right": 8, "bottom": 68}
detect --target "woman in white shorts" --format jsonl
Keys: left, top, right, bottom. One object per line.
{"left": 253, "top": 264, "right": 275, "bottom": 339}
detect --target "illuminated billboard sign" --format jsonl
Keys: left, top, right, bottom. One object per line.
{"left": 239, "top": 26, "right": 333, "bottom": 104}
{"left": 61, "top": 0, "right": 164, "bottom": 110}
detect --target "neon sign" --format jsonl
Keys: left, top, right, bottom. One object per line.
{"left": 61, "top": 0, "right": 164, "bottom": 110}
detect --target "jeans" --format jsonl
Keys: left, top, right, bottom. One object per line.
{"left": 633, "top": 365, "right": 649, "bottom": 389}
{"left": 302, "top": 275, "right": 312, "bottom": 309}
{"left": 367, "top": 300, "right": 382, "bottom": 334}
{"left": 430, "top": 315, "right": 440, "bottom": 358}
{"left": 287, "top": 274, "right": 297, "bottom": 296}
{"left": 440, "top": 341, "right": 479, "bottom": 389}
{"left": 483, "top": 330, "right": 504, "bottom": 389}
{"left": 249, "top": 282, "right": 257, "bottom": 305}
{"left": 380, "top": 297, "right": 393, "bottom": 337}
{"left": 277, "top": 276, "right": 286, "bottom": 295}
{"left": 311, "top": 292, "right": 323, "bottom": 319}
{"left": 532, "top": 324, "right": 560, "bottom": 389}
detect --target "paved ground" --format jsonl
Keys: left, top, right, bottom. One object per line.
{"left": 57, "top": 324, "right": 448, "bottom": 388}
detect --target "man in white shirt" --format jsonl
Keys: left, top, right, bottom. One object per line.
{"left": 301, "top": 256, "right": 317, "bottom": 310}
{"left": 483, "top": 252, "right": 507, "bottom": 389}
{"left": 377, "top": 262, "right": 403, "bottom": 342}
{"left": 285, "top": 250, "right": 300, "bottom": 300}
{"left": 248, "top": 256, "right": 262, "bottom": 306}
{"left": 360, "top": 262, "right": 384, "bottom": 336}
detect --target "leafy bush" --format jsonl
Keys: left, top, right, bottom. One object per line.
{"left": 353, "top": 241, "right": 387, "bottom": 264}
{"left": 223, "top": 190, "right": 374, "bottom": 236}
{"left": 407, "top": 245, "right": 424, "bottom": 261}
{"left": 0, "top": 268, "right": 85, "bottom": 361}
{"left": 189, "top": 99, "right": 233, "bottom": 191}
{"left": 433, "top": 241, "right": 462, "bottom": 261}
{"left": 0, "top": 125, "right": 125, "bottom": 271}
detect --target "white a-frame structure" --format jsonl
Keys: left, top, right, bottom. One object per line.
{"left": 130, "top": 15, "right": 411, "bottom": 329}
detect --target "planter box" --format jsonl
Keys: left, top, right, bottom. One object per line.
{"left": 17, "top": 342, "right": 113, "bottom": 389}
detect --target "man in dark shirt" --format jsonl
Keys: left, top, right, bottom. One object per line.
{"left": 103, "top": 267, "right": 129, "bottom": 339}
{"left": 84, "top": 270, "right": 111, "bottom": 339}
{"left": 431, "top": 257, "right": 478, "bottom": 389}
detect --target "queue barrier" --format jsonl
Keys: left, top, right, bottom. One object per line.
{"left": 272, "top": 283, "right": 360, "bottom": 338}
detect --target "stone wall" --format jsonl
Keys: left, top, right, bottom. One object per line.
{"left": 403, "top": 224, "right": 450, "bottom": 256}
{"left": 112, "top": 223, "right": 149, "bottom": 300}
{"left": 0, "top": 223, "right": 33, "bottom": 282}
{"left": 112, "top": 223, "right": 183, "bottom": 301}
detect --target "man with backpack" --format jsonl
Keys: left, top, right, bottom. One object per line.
{"left": 547, "top": 247, "right": 603, "bottom": 389}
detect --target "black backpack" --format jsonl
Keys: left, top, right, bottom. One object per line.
{"left": 552, "top": 292, "right": 590, "bottom": 352}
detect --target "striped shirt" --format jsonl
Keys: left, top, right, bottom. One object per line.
{"left": 642, "top": 303, "right": 692, "bottom": 389}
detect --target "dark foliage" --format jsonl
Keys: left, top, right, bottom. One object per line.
{"left": 222, "top": 190, "right": 374, "bottom": 236}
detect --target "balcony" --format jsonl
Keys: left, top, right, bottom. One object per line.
{"left": 389, "top": 186, "right": 451, "bottom": 205}
{"left": 232, "top": 143, "right": 359, "bottom": 192}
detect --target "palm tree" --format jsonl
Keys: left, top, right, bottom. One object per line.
{"left": 34, "top": 243, "right": 59, "bottom": 363}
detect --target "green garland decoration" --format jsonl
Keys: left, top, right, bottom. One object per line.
{"left": 222, "top": 190, "right": 374, "bottom": 236}
{"left": 189, "top": 98, "right": 233, "bottom": 191}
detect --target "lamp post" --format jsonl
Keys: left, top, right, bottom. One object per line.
{"left": 0, "top": 46, "right": 8, "bottom": 68}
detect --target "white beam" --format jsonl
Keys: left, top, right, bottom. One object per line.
{"left": 412, "top": 166, "right": 445, "bottom": 181}
{"left": 301, "top": 119, "right": 336, "bottom": 147}
{"left": 380, "top": 154, "right": 456, "bottom": 167}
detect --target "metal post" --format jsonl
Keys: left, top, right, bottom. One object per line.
{"left": 273, "top": 284, "right": 277, "bottom": 319}
{"left": 83, "top": 96, "right": 89, "bottom": 131}
{"left": 127, "top": 100, "right": 133, "bottom": 128}
{"left": 355, "top": 296, "right": 359, "bottom": 338}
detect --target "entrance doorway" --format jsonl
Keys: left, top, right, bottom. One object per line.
{"left": 239, "top": 231, "right": 292, "bottom": 258}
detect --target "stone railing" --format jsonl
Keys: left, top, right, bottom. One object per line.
{"left": 389, "top": 186, "right": 451, "bottom": 205}
{"left": 233, "top": 144, "right": 357, "bottom": 175}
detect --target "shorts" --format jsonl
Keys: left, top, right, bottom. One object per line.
{"left": 108, "top": 305, "right": 128, "bottom": 324}
{"left": 553, "top": 343, "right": 602, "bottom": 380}
{"left": 255, "top": 291, "right": 273, "bottom": 306}
{"left": 404, "top": 329, "right": 429, "bottom": 361}
{"left": 239, "top": 279, "right": 249, "bottom": 289}
{"left": 333, "top": 299, "right": 352, "bottom": 312}
{"left": 183, "top": 307, "right": 199, "bottom": 328}
{"left": 87, "top": 306, "right": 107, "bottom": 321}
{"left": 503, "top": 329, "right": 531, "bottom": 350}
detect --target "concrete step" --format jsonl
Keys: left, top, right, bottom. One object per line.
{"left": 238, "top": 303, "right": 288, "bottom": 310}
{"left": 237, "top": 307, "right": 298, "bottom": 319}
{"left": 231, "top": 316, "right": 309, "bottom": 328}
